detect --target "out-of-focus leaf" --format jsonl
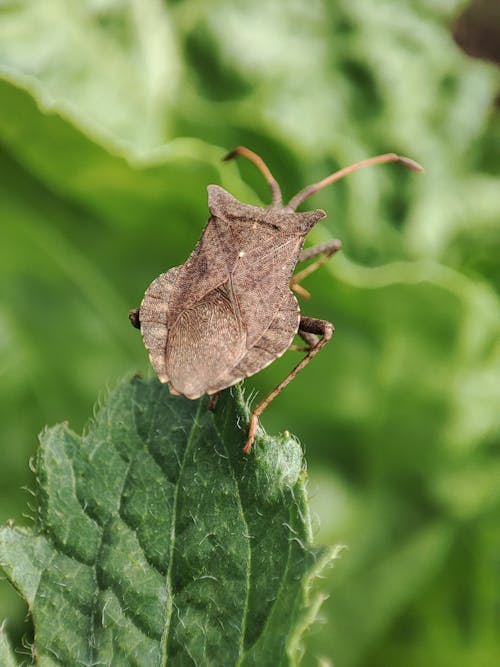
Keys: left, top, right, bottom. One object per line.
{"left": 367, "top": 513, "right": 500, "bottom": 667}
{"left": 432, "top": 461, "right": 500, "bottom": 519}
{"left": 316, "top": 520, "right": 453, "bottom": 667}
{"left": 0, "top": 0, "right": 179, "bottom": 152}
{"left": 0, "top": 377, "right": 335, "bottom": 666}
{"left": 0, "top": 77, "right": 251, "bottom": 227}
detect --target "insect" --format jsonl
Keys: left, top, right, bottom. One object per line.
{"left": 130, "top": 147, "right": 422, "bottom": 453}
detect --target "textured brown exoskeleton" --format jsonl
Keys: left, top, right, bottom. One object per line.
{"left": 130, "top": 147, "right": 423, "bottom": 453}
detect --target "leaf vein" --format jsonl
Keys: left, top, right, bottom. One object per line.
{"left": 212, "top": 400, "right": 251, "bottom": 666}
{"left": 160, "top": 399, "right": 205, "bottom": 666}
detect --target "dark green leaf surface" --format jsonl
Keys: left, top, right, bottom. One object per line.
{"left": 0, "top": 377, "right": 334, "bottom": 666}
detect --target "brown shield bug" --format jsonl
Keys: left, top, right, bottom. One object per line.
{"left": 130, "top": 147, "right": 422, "bottom": 453}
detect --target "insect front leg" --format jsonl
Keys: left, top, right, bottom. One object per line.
{"left": 290, "top": 240, "right": 342, "bottom": 299}
{"left": 243, "top": 316, "right": 334, "bottom": 454}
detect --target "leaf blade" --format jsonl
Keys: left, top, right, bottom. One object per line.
{"left": 0, "top": 377, "right": 333, "bottom": 666}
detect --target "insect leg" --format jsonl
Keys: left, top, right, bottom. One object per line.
{"left": 288, "top": 328, "right": 318, "bottom": 352}
{"left": 290, "top": 240, "right": 342, "bottom": 299}
{"left": 207, "top": 392, "right": 220, "bottom": 412}
{"left": 129, "top": 308, "right": 141, "bottom": 329}
{"left": 243, "top": 316, "right": 334, "bottom": 454}
{"left": 298, "top": 240, "right": 342, "bottom": 264}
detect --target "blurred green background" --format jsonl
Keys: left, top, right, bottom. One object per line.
{"left": 0, "top": 1, "right": 499, "bottom": 665}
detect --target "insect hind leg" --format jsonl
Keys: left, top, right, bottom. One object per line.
{"left": 243, "top": 316, "right": 334, "bottom": 454}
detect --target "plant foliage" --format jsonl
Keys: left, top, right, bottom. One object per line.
{"left": 0, "top": 377, "right": 334, "bottom": 666}
{"left": 0, "top": 1, "right": 499, "bottom": 666}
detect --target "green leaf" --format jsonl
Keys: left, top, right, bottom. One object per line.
{"left": 0, "top": 76, "right": 251, "bottom": 229}
{"left": 319, "top": 519, "right": 453, "bottom": 667}
{"left": 0, "top": 376, "right": 334, "bottom": 666}
{"left": 0, "top": 622, "right": 18, "bottom": 667}
{"left": 0, "top": 0, "right": 179, "bottom": 153}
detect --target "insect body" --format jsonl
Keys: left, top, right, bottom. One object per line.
{"left": 130, "top": 147, "right": 422, "bottom": 453}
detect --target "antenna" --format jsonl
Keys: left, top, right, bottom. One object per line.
{"left": 288, "top": 153, "right": 424, "bottom": 210}
{"left": 223, "top": 146, "right": 283, "bottom": 206}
